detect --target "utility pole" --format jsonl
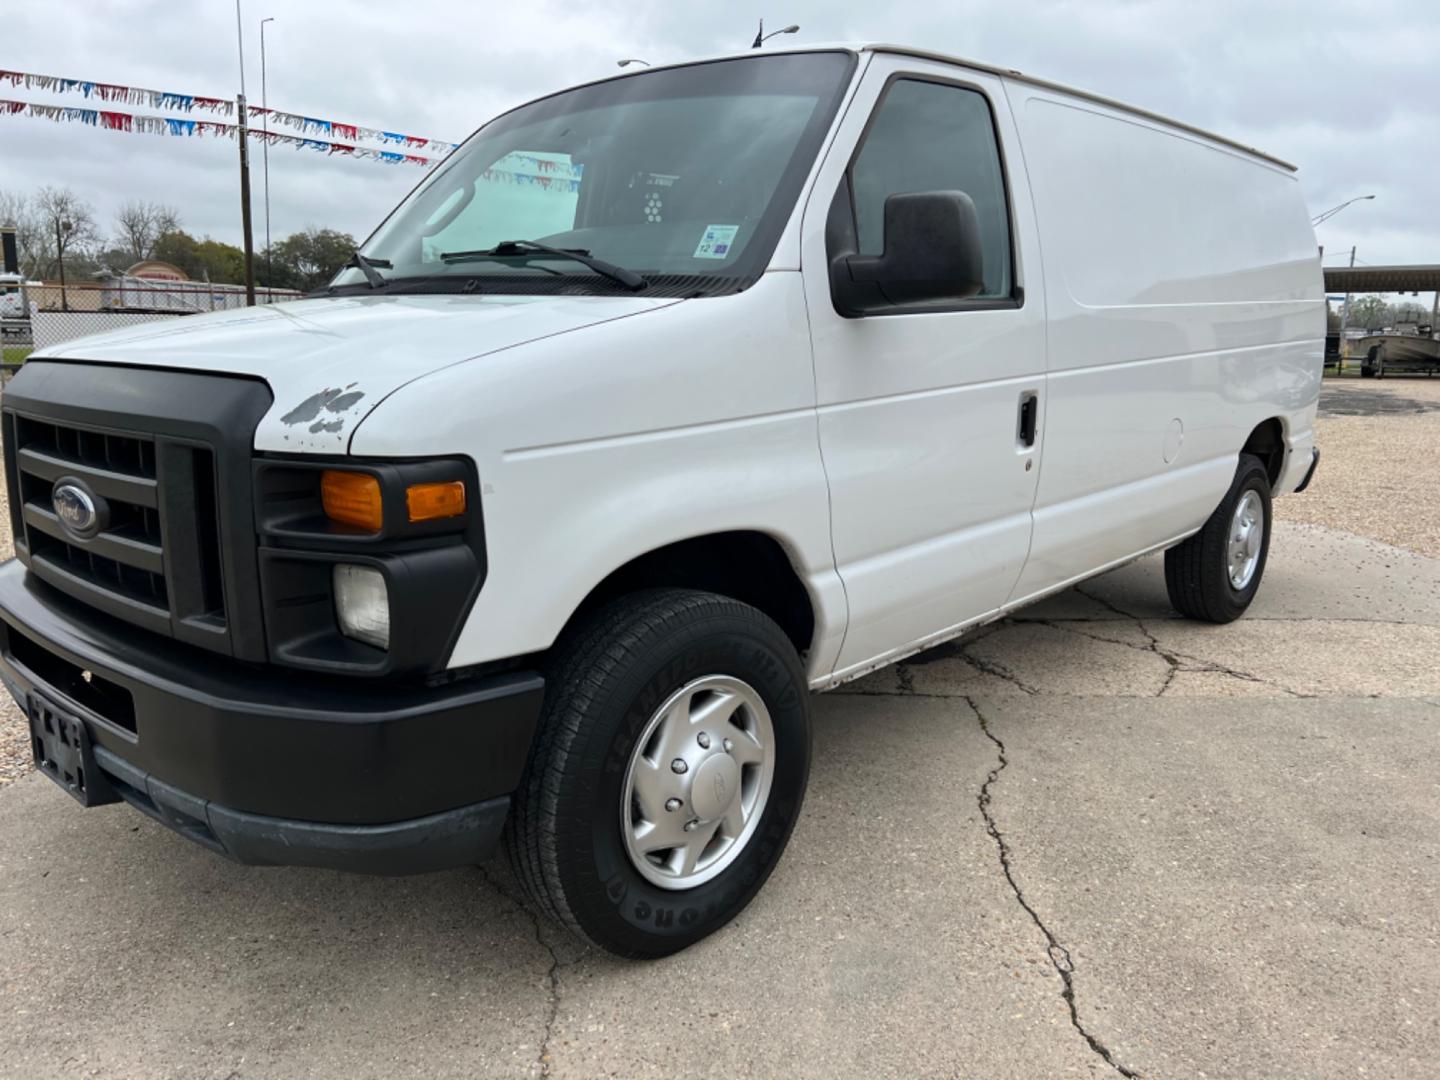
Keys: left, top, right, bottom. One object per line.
{"left": 1337, "top": 245, "right": 1356, "bottom": 371}
{"left": 54, "top": 218, "right": 71, "bottom": 312}
{"left": 237, "top": 97, "right": 256, "bottom": 306}
{"left": 235, "top": 0, "right": 257, "bottom": 306}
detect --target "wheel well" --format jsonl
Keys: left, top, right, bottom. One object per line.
{"left": 569, "top": 532, "right": 816, "bottom": 657}
{"left": 1242, "top": 418, "right": 1285, "bottom": 489}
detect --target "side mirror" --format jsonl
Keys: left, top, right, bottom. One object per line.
{"left": 830, "top": 190, "right": 985, "bottom": 316}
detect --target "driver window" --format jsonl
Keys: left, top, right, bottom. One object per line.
{"left": 850, "top": 79, "right": 1013, "bottom": 298}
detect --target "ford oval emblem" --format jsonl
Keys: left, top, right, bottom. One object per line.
{"left": 52, "top": 479, "right": 105, "bottom": 540}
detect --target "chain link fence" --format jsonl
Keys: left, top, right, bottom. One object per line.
{"left": 2, "top": 279, "right": 300, "bottom": 383}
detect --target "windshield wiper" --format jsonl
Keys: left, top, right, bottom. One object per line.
{"left": 439, "top": 240, "right": 647, "bottom": 291}
{"left": 343, "top": 250, "right": 391, "bottom": 289}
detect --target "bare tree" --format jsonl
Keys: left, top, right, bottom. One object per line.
{"left": 1392, "top": 300, "right": 1428, "bottom": 325}
{"left": 34, "top": 186, "right": 100, "bottom": 279}
{"left": 0, "top": 189, "right": 44, "bottom": 278}
{"left": 113, "top": 199, "right": 181, "bottom": 263}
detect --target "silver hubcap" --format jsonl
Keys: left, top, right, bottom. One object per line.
{"left": 1227, "top": 489, "right": 1264, "bottom": 590}
{"left": 621, "top": 675, "right": 775, "bottom": 890}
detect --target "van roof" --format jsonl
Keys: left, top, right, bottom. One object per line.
{"left": 607, "top": 43, "right": 1296, "bottom": 173}
{"left": 861, "top": 43, "right": 1296, "bottom": 172}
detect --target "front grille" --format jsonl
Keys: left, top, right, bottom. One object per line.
{"left": 2, "top": 361, "right": 273, "bottom": 661}
{"left": 4, "top": 410, "right": 227, "bottom": 641}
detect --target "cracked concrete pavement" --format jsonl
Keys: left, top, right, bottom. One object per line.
{"left": 2, "top": 518, "right": 1437, "bottom": 1079}
{"left": 3, "top": 377, "right": 1440, "bottom": 1078}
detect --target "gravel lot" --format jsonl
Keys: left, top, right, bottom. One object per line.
{"left": 1275, "top": 376, "right": 1440, "bottom": 557}
{"left": 1, "top": 376, "right": 1437, "bottom": 789}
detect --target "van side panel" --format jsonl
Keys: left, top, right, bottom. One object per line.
{"left": 347, "top": 273, "right": 848, "bottom": 679}
{"left": 1005, "top": 84, "right": 1324, "bottom": 600}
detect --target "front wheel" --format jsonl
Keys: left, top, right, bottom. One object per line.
{"left": 1164, "top": 453, "right": 1273, "bottom": 623}
{"left": 505, "top": 588, "right": 811, "bottom": 957}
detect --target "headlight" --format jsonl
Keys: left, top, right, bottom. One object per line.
{"left": 333, "top": 564, "right": 389, "bottom": 649}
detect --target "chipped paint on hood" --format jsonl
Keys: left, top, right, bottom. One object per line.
{"left": 30, "top": 293, "right": 682, "bottom": 453}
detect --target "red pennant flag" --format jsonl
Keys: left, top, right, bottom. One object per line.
{"left": 329, "top": 142, "right": 356, "bottom": 156}
{"left": 333, "top": 122, "right": 357, "bottom": 140}
{"left": 100, "top": 110, "right": 132, "bottom": 132}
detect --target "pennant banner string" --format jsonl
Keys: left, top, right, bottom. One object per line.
{"left": 0, "top": 68, "right": 459, "bottom": 154}
{"left": 0, "top": 98, "right": 434, "bottom": 166}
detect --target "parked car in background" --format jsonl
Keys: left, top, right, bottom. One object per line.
{"left": 0, "top": 274, "right": 30, "bottom": 320}
{"left": 0, "top": 44, "right": 1323, "bottom": 958}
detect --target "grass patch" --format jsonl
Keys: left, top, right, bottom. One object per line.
{"left": 1, "top": 346, "right": 31, "bottom": 365}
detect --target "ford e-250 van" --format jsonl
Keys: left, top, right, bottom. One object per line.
{"left": 0, "top": 45, "right": 1323, "bottom": 956}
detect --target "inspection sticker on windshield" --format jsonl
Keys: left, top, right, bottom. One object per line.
{"left": 694, "top": 224, "right": 739, "bottom": 260}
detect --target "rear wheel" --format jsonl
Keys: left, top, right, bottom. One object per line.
{"left": 505, "top": 588, "right": 810, "bottom": 958}
{"left": 1164, "top": 454, "right": 1272, "bottom": 623}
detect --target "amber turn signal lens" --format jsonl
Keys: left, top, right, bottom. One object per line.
{"left": 406, "top": 480, "right": 466, "bottom": 523}
{"left": 320, "top": 470, "right": 384, "bottom": 531}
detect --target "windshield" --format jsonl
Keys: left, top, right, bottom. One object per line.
{"left": 335, "top": 52, "right": 854, "bottom": 296}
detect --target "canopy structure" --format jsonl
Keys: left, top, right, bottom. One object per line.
{"left": 1323, "top": 265, "right": 1440, "bottom": 294}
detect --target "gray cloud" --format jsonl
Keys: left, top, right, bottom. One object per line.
{"left": 4, "top": 0, "right": 1433, "bottom": 269}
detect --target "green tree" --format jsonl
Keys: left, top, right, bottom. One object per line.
{"left": 151, "top": 230, "right": 247, "bottom": 284}
{"left": 1344, "top": 294, "right": 1388, "bottom": 330}
{"left": 266, "top": 227, "right": 358, "bottom": 292}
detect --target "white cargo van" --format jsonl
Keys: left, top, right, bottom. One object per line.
{"left": 0, "top": 45, "right": 1322, "bottom": 956}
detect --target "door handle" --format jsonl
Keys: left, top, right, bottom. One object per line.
{"left": 1017, "top": 392, "right": 1038, "bottom": 448}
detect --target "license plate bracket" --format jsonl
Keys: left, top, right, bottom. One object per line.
{"left": 28, "top": 693, "right": 120, "bottom": 807}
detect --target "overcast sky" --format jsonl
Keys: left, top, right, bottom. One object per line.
{"left": 3, "top": 0, "right": 1435, "bottom": 272}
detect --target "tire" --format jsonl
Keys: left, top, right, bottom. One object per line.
{"left": 505, "top": 588, "right": 811, "bottom": 958}
{"left": 1164, "top": 453, "right": 1272, "bottom": 624}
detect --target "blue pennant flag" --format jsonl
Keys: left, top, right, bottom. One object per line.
{"left": 165, "top": 117, "right": 196, "bottom": 136}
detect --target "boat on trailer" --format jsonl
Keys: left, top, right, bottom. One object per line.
{"left": 1359, "top": 323, "right": 1440, "bottom": 377}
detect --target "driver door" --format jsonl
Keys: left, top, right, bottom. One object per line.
{"left": 800, "top": 56, "right": 1049, "bottom": 679}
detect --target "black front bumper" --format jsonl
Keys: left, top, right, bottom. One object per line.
{"left": 0, "top": 560, "right": 544, "bottom": 874}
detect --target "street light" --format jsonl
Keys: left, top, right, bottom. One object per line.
{"left": 1311, "top": 194, "right": 1375, "bottom": 227}
{"left": 617, "top": 58, "right": 650, "bottom": 68}
{"left": 752, "top": 20, "right": 800, "bottom": 48}
{"left": 260, "top": 15, "right": 275, "bottom": 294}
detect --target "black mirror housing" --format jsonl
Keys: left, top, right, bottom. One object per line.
{"left": 830, "top": 190, "right": 986, "bottom": 316}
